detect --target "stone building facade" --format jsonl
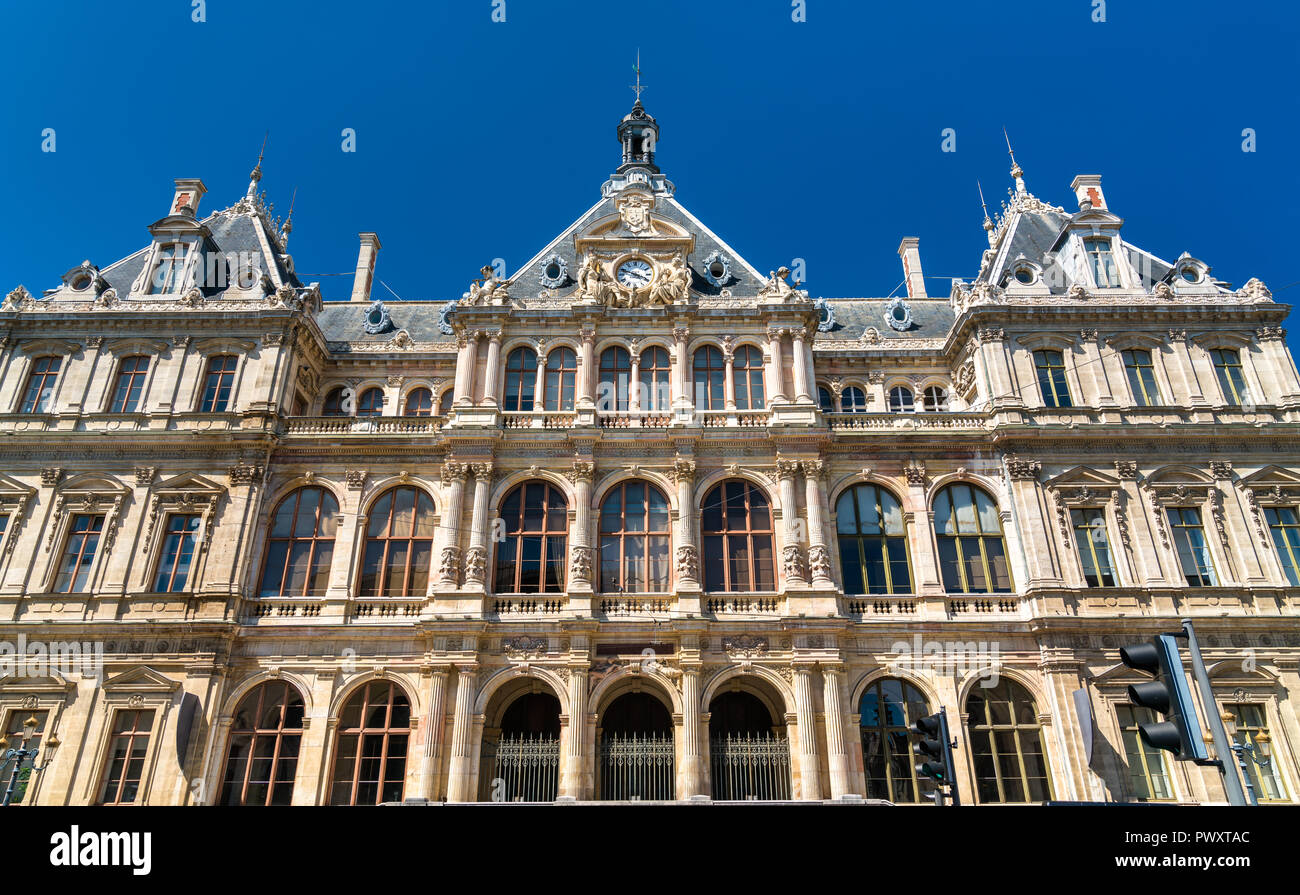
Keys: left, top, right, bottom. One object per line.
{"left": 2, "top": 101, "right": 1298, "bottom": 806}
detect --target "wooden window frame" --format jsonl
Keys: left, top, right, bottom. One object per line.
{"left": 494, "top": 481, "right": 568, "bottom": 594}
{"left": 257, "top": 486, "right": 340, "bottom": 598}
{"left": 700, "top": 480, "right": 776, "bottom": 593}
{"left": 598, "top": 481, "right": 671, "bottom": 594}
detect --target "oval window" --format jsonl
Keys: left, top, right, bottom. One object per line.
{"left": 1180, "top": 268, "right": 1198, "bottom": 283}
{"left": 709, "top": 260, "right": 726, "bottom": 279}
{"left": 1014, "top": 267, "right": 1034, "bottom": 285}
{"left": 545, "top": 261, "right": 562, "bottom": 280}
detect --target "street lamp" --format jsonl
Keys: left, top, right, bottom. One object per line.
{"left": 0, "top": 715, "right": 60, "bottom": 807}
{"left": 1220, "top": 710, "right": 1272, "bottom": 807}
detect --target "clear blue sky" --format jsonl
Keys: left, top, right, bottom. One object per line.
{"left": 3, "top": 0, "right": 1298, "bottom": 355}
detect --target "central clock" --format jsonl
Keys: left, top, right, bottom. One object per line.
{"left": 616, "top": 258, "right": 653, "bottom": 289}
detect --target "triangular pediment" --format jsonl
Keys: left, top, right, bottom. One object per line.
{"left": 1045, "top": 466, "right": 1121, "bottom": 490}
{"left": 1238, "top": 466, "right": 1300, "bottom": 488}
{"left": 101, "top": 665, "right": 180, "bottom": 693}
{"left": 0, "top": 472, "right": 36, "bottom": 498}
{"left": 152, "top": 472, "right": 226, "bottom": 497}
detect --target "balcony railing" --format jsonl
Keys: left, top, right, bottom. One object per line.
{"left": 598, "top": 596, "right": 675, "bottom": 616}
{"left": 597, "top": 411, "right": 672, "bottom": 429}
{"left": 490, "top": 596, "right": 567, "bottom": 616}
{"left": 705, "top": 596, "right": 781, "bottom": 614}
{"left": 283, "top": 415, "right": 445, "bottom": 435}
{"left": 501, "top": 412, "right": 577, "bottom": 429}
{"left": 827, "top": 411, "right": 989, "bottom": 431}
{"left": 845, "top": 595, "right": 919, "bottom": 617}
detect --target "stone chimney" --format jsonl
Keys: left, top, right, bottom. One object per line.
{"left": 171, "top": 178, "right": 206, "bottom": 218}
{"left": 350, "top": 232, "right": 382, "bottom": 303}
{"left": 897, "top": 237, "right": 927, "bottom": 299}
{"left": 1070, "top": 174, "right": 1106, "bottom": 212}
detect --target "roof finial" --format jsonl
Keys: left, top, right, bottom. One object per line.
{"left": 1003, "top": 126, "right": 1026, "bottom": 194}
{"left": 630, "top": 49, "right": 646, "bottom": 105}
{"left": 247, "top": 131, "right": 268, "bottom": 198}
{"left": 978, "top": 180, "right": 995, "bottom": 243}
{"left": 280, "top": 187, "right": 297, "bottom": 247}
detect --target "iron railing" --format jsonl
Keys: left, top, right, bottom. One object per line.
{"left": 485, "top": 733, "right": 560, "bottom": 802}
{"left": 598, "top": 732, "right": 675, "bottom": 801}
{"left": 710, "top": 733, "right": 792, "bottom": 801}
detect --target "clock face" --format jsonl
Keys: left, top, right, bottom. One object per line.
{"left": 617, "top": 259, "right": 653, "bottom": 289}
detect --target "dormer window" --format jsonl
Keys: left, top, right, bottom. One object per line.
{"left": 1014, "top": 267, "right": 1035, "bottom": 285}
{"left": 1084, "top": 237, "right": 1120, "bottom": 288}
{"left": 150, "top": 243, "right": 187, "bottom": 294}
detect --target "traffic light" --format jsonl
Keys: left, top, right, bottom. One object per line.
{"left": 910, "top": 708, "right": 960, "bottom": 805}
{"left": 1119, "top": 634, "right": 1207, "bottom": 762}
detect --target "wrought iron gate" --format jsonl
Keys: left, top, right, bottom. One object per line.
{"left": 487, "top": 733, "right": 560, "bottom": 802}
{"left": 599, "top": 732, "right": 675, "bottom": 800}
{"left": 710, "top": 733, "right": 792, "bottom": 800}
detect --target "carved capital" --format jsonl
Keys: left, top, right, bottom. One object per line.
{"left": 1005, "top": 457, "right": 1041, "bottom": 481}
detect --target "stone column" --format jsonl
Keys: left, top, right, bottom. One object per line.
{"left": 446, "top": 666, "right": 478, "bottom": 802}
{"left": 1114, "top": 461, "right": 1166, "bottom": 585}
{"left": 567, "top": 459, "right": 594, "bottom": 594}
{"left": 978, "top": 328, "right": 1020, "bottom": 408}
{"left": 1005, "top": 458, "right": 1062, "bottom": 586}
{"left": 629, "top": 350, "right": 641, "bottom": 414}
{"left": 802, "top": 460, "right": 833, "bottom": 585}
{"left": 672, "top": 324, "right": 691, "bottom": 410}
{"left": 576, "top": 325, "right": 596, "bottom": 408}
{"left": 670, "top": 458, "right": 700, "bottom": 602}
{"left": 904, "top": 463, "right": 943, "bottom": 594}
{"left": 679, "top": 667, "right": 706, "bottom": 798}
{"left": 561, "top": 668, "right": 589, "bottom": 799}
{"left": 436, "top": 461, "right": 468, "bottom": 591}
{"left": 723, "top": 341, "right": 737, "bottom": 411}
{"left": 822, "top": 664, "right": 855, "bottom": 799}
{"left": 1256, "top": 327, "right": 1300, "bottom": 401}
{"left": 1079, "top": 330, "right": 1115, "bottom": 406}
{"left": 418, "top": 667, "right": 449, "bottom": 800}
{"left": 453, "top": 330, "right": 479, "bottom": 405}
{"left": 1168, "top": 329, "right": 1206, "bottom": 405}
{"left": 792, "top": 665, "right": 823, "bottom": 800}
{"left": 480, "top": 330, "right": 503, "bottom": 407}
{"left": 790, "top": 328, "right": 813, "bottom": 402}
{"left": 767, "top": 328, "right": 788, "bottom": 401}
{"left": 463, "top": 462, "right": 493, "bottom": 587}
{"left": 776, "top": 458, "right": 807, "bottom": 586}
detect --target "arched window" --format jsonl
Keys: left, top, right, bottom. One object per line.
{"left": 693, "top": 346, "right": 726, "bottom": 410}
{"left": 966, "top": 679, "right": 1052, "bottom": 803}
{"left": 887, "top": 386, "right": 914, "bottom": 413}
{"left": 220, "top": 681, "right": 305, "bottom": 806}
{"left": 329, "top": 680, "right": 411, "bottom": 805}
{"left": 543, "top": 348, "right": 577, "bottom": 411}
{"left": 860, "top": 678, "right": 932, "bottom": 802}
{"left": 322, "top": 386, "right": 349, "bottom": 416}
{"left": 359, "top": 487, "right": 436, "bottom": 597}
{"left": 201, "top": 355, "right": 237, "bottom": 412}
{"left": 599, "top": 347, "right": 631, "bottom": 412}
{"left": 701, "top": 481, "right": 775, "bottom": 592}
{"left": 437, "top": 390, "right": 454, "bottom": 415}
{"left": 836, "top": 484, "right": 911, "bottom": 594}
{"left": 639, "top": 347, "right": 671, "bottom": 412}
{"left": 599, "top": 481, "right": 671, "bottom": 593}
{"left": 495, "top": 482, "right": 567, "bottom": 593}
{"left": 21, "top": 356, "right": 62, "bottom": 413}
{"left": 733, "top": 345, "right": 765, "bottom": 410}
{"left": 356, "top": 387, "right": 384, "bottom": 417}
{"left": 817, "top": 385, "right": 835, "bottom": 413}
{"left": 504, "top": 347, "right": 538, "bottom": 412}
{"left": 110, "top": 356, "right": 150, "bottom": 413}
{"left": 842, "top": 386, "right": 868, "bottom": 413}
{"left": 933, "top": 483, "right": 1012, "bottom": 593}
{"left": 921, "top": 385, "right": 949, "bottom": 412}
{"left": 259, "top": 486, "right": 339, "bottom": 597}
{"left": 403, "top": 387, "right": 432, "bottom": 416}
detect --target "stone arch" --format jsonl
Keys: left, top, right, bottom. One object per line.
{"left": 327, "top": 671, "right": 422, "bottom": 720}
{"left": 700, "top": 665, "right": 795, "bottom": 719}
{"left": 473, "top": 665, "right": 571, "bottom": 719}
{"left": 591, "top": 469, "right": 677, "bottom": 513}
{"left": 219, "top": 669, "right": 315, "bottom": 720}
{"left": 590, "top": 666, "right": 684, "bottom": 718}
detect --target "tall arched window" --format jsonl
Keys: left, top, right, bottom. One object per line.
{"left": 495, "top": 482, "right": 567, "bottom": 593}
{"left": 836, "top": 484, "right": 911, "bottom": 594}
{"left": 888, "top": 386, "right": 914, "bottom": 413}
{"left": 543, "top": 348, "right": 577, "bottom": 411}
{"left": 437, "top": 390, "right": 454, "bottom": 415}
{"left": 921, "top": 385, "right": 949, "bottom": 412}
{"left": 201, "top": 355, "right": 237, "bottom": 412}
{"left": 259, "top": 486, "right": 339, "bottom": 597}
{"left": 733, "top": 345, "right": 765, "bottom": 410}
{"left": 21, "top": 356, "right": 62, "bottom": 413}
{"left": 966, "top": 679, "right": 1052, "bottom": 803}
{"left": 356, "top": 387, "right": 384, "bottom": 417}
{"left": 504, "top": 348, "right": 537, "bottom": 412}
{"left": 842, "top": 386, "right": 868, "bottom": 413}
{"left": 322, "top": 386, "right": 349, "bottom": 416}
{"left": 598, "top": 347, "right": 631, "bottom": 412}
{"left": 599, "top": 481, "right": 670, "bottom": 593}
{"left": 110, "top": 355, "right": 150, "bottom": 413}
{"left": 817, "top": 385, "right": 835, "bottom": 413}
{"left": 359, "top": 487, "right": 436, "bottom": 597}
{"left": 701, "top": 481, "right": 775, "bottom": 592}
{"left": 693, "top": 346, "right": 725, "bottom": 410}
{"left": 933, "top": 483, "right": 1012, "bottom": 593}
{"left": 329, "top": 681, "right": 411, "bottom": 806}
{"left": 403, "top": 387, "right": 432, "bottom": 416}
{"left": 220, "top": 681, "right": 305, "bottom": 806}
{"left": 638, "top": 346, "right": 671, "bottom": 412}
{"left": 859, "top": 678, "right": 932, "bottom": 803}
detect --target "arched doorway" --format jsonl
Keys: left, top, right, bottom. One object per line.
{"left": 597, "top": 690, "right": 674, "bottom": 801}
{"left": 708, "top": 686, "right": 791, "bottom": 800}
{"left": 479, "top": 684, "right": 562, "bottom": 802}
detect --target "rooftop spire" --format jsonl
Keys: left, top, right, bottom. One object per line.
{"left": 1003, "top": 126, "right": 1026, "bottom": 194}
{"left": 247, "top": 131, "right": 268, "bottom": 198}
{"left": 616, "top": 56, "right": 659, "bottom": 174}
{"left": 978, "top": 181, "right": 995, "bottom": 245}
{"left": 630, "top": 49, "right": 647, "bottom": 104}
{"left": 280, "top": 187, "right": 297, "bottom": 247}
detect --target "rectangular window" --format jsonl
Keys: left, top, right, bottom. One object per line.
{"left": 110, "top": 355, "right": 150, "bottom": 413}
{"left": 20, "top": 356, "right": 62, "bottom": 413}
{"left": 53, "top": 514, "right": 105, "bottom": 593}
{"left": 1117, "top": 705, "right": 1173, "bottom": 801}
{"left": 153, "top": 514, "right": 202, "bottom": 592}
{"left": 1122, "top": 349, "right": 1161, "bottom": 406}
{"left": 1210, "top": 348, "right": 1248, "bottom": 405}
{"left": 1167, "top": 507, "right": 1217, "bottom": 587}
{"left": 2, "top": 709, "right": 49, "bottom": 804}
{"left": 1265, "top": 506, "right": 1300, "bottom": 586}
{"left": 1071, "top": 507, "right": 1117, "bottom": 587}
{"left": 0, "top": 513, "right": 9, "bottom": 549}
{"left": 1224, "top": 703, "right": 1288, "bottom": 802}
{"left": 1084, "top": 237, "right": 1120, "bottom": 287}
{"left": 1033, "top": 350, "right": 1072, "bottom": 408}
{"left": 201, "top": 355, "right": 237, "bottom": 412}
{"left": 98, "top": 709, "right": 155, "bottom": 805}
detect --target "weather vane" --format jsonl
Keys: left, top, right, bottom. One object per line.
{"left": 630, "top": 49, "right": 646, "bottom": 102}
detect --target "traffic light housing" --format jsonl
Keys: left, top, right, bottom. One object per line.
{"left": 909, "top": 709, "right": 960, "bottom": 805}
{"left": 1119, "top": 634, "right": 1207, "bottom": 762}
